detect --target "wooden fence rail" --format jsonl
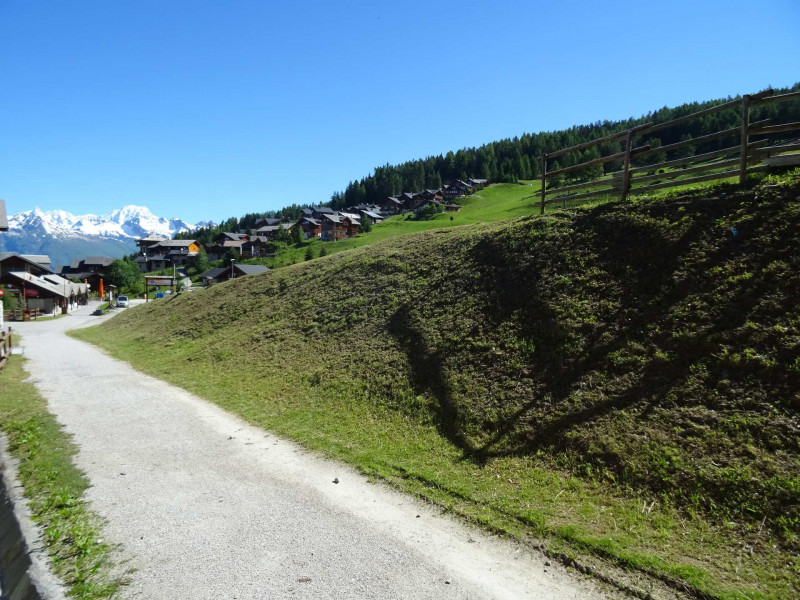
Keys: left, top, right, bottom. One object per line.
{"left": 0, "top": 328, "right": 13, "bottom": 371}
{"left": 2, "top": 308, "right": 41, "bottom": 322}
{"left": 538, "top": 89, "right": 800, "bottom": 213}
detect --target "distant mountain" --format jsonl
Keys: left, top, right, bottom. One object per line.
{"left": 0, "top": 205, "right": 202, "bottom": 268}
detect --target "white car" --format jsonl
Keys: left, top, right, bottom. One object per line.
{"left": 116, "top": 295, "right": 129, "bottom": 308}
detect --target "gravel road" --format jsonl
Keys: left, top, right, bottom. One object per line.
{"left": 11, "top": 303, "right": 607, "bottom": 599}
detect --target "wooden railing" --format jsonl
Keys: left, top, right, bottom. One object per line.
{"left": 2, "top": 308, "right": 41, "bottom": 322}
{"left": 0, "top": 328, "right": 12, "bottom": 371}
{"left": 538, "top": 89, "right": 800, "bottom": 213}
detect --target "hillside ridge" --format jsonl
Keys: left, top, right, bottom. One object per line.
{"left": 77, "top": 171, "right": 800, "bottom": 599}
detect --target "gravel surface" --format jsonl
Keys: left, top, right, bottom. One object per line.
{"left": 12, "top": 302, "right": 607, "bottom": 599}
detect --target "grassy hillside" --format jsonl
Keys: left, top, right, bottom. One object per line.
{"left": 250, "top": 168, "right": 743, "bottom": 269}
{"left": 74, "top": 171, "right": 800, "bottom": 599}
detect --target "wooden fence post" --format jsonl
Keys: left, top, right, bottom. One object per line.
{"left": 739, "top": 94, "right": 751, "bottom": 185}
{"left": 540, "top": 155, "right": 547, "bottom": 215}
{"left": 621, "top": 129, "right": 634, "bottom": 202}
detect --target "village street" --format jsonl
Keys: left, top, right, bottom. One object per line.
{"left": 8, "top": 304, "right": 605, "bottom": 600}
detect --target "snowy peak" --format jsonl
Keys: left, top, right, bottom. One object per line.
{"left": 7, "top": 205, "right": 199, "bottom": 241}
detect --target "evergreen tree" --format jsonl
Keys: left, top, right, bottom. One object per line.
{"left": 291, "top": 223, "right": 303, "bottom": 245}
{"left": 276, "top": 224, "right": 289, "bottom": 243}
{"left": 319, "top": 246, "right": 328, "bottom": 257}
{"left": 305, "top": 247, "right": 314, "bottom": 261}
{"left": 190, "top": 248, "right": 210, "bottom": 275}
{"left": 359, "top": 215, "right": 372, "bottom": 233}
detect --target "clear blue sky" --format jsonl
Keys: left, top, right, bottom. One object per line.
{"left": 1, "top": 1, "right": 798, "bottom": 224}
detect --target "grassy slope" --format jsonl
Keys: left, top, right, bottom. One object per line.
{"left": 73, "top": 172, "right": 800, "bottom": 599}
{"left": 0, "top": 346, "right": 122, "bottom": 598}
{"left": 255, "top": 168, "right": 741, "bottom": 269}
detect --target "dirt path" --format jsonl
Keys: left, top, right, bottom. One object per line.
{"left": 12, "top": 303, "right": 606, "bottom": 599}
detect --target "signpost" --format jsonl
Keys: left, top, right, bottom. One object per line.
{"left": 145, "top": 276, "right": 176, "bottom": 301}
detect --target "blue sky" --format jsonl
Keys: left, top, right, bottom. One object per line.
{"left": 1, "top": 1, "right": 798, "bottom": 224}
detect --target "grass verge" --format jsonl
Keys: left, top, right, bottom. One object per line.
{"left": 0, "top": 342, "right": 123, "bottom": 599}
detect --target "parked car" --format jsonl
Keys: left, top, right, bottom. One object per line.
{"left": 116, "top": 295, "right": 129, "bottom": 308}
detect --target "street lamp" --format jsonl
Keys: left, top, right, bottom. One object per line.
{"left": 230, "top": 258, "right": 235, "bottom": 280}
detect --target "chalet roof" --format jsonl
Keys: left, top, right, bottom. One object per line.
{"left": 133, "top": 256, "right": 149, "bottom": 263}
{"left": 257, "top": 218, "right": 283, "bottom": 226}
{"left": 167, "top": 249, "right": 192, "bottom": 256}
{"left": 0, "top": 252, "right": 55, "bottom": 274}
{"left": 147, "top": 254, "right": 168, "bottom": 261}
{"left": 321, "top": 214, "right": 343, "bottom": 224}
{"left": 301, "top": 208, "right": 314, "bottom": 216}
{"left": 220, "top": 232, "right": 247, "bottom": 241}
{"left": 383, "top": 197, "right": 402, "bottom": 205}
{"left": 426, "top": 189, "right": 443, "bottom": 194}
{"left": 469, "top": 178, "right": 488, "bottom": 184}
{"left": 21, "top": 254, "right": 52, "bottom": 267}
{"left": 234, "top": 264, "right": 270, "bottom": 276}
{"left": 244, "top": 236, "right": 269, "bottom": 244}
{"left": 83, "top": 256, "right": 115, "bottom": 266}
{"left": 399, "top": 192, "right": 414, "bottom": 200}
{"left": 41, "top": 273, "right": 79, "bottom": 289}
{"left": 301, "top": 218, "right": 321, "bottom": 226}
{"left": 153, "top": 239, "right": 196, "bottom": 247}
{"left": 5, "top": 271, "right": 69, "bottom": 298}
{"left": 312, "top": 206, "right": 335, "bottom": 214}
{"left": 360, "top": 211, "right": 383, "bottom": 220}
{"left": 136, "top": 235, "right": 167, "bottom": 242}
{"left": 222, "top": 240, "right": 244, "bottom": 248}
{"left": 200, "top": 267, "right": 228, "bottom": 280}
{"left": 256, "top": 225, "right": 281, "bottom": 233}
{"left": 0, "top": 199, "right": 7, "bottom": 231}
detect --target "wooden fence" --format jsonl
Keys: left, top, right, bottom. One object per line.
{"left": 538, "top": 89, "right": 800, "bottom": 213}
{"left": 2, "top": 308, "right": 41, "bottom": 322}
{"left": 0, "top": 328, "right": 12, "bottom": 371}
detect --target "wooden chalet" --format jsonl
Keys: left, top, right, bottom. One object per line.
{"left": 241, "top": 236, "right": 270, "bottom": 258}
{"left": 214, "top": 232, "right": 249, "bottom": 245}
{"left": 296, "top": 218, "right": 322, "bottom": 240}
{"left": 379, "top": 196, "right": 403, "bottom": 215}
{"left": 359, "top": 210, "right": 384, "bottom": 225}
{"left": 320, "top": 214, "right": 347, "bottom": 241}
{"left": 311, "top": 206, "right": 335, "bottom": 220}
{"left": 200, "top": 264, "right": 269, "bottom": 286}
{"left": 136, "top": 235, "right": 168, "bottom": 255}
{"left": 340, "top": 213, "right": 361, "bottom": 237}
{"left": 255, "top": 224, "right": 287, "bottom": 241}
{"left": 468, "top": 178, "right": 488, "bottom": 190}
{"left": 443, "top": 180, "right": 473, "bottom": 200}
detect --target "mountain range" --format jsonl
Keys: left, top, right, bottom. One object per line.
{"left": 1, "top": 205, "right": 205, "bottom": 268}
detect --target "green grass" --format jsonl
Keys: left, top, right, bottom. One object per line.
{"left": 0, "top": 342, "right": 123, "bottom": 598}
{"left": 72, "top": 171, "right": 800, "bottom": 599}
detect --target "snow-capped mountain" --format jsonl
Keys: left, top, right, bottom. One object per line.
{"left": 1, "top": 205, "right": 204, "bottom": 268}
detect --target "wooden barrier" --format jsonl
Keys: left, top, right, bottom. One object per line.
{"left": 2, "top": 309, "right": 41, "bottom": 322}
{"left": 538, "top": 89, "right": 800, "bottom": 213}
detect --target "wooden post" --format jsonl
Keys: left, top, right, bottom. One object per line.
{"left": 621, "top": 129, "right": 634, "bottom": 201}
{"left": 540, "top": 155, "right": 547, "bottom": 215}
{"left": 739, "top": 94, "right": 751, "bottom": 184}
